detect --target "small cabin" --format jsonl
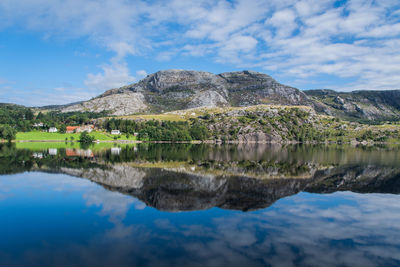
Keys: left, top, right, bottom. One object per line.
{"left": 111, "top": 130, "right": 121, "bottom": 135}
{"left": 76, "top": 125, "right": 94, "bottom": 133}
{"left": 48, "top": 127, "right": 58, "bottom": 133}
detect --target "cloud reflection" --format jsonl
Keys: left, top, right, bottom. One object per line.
{"left": 1, "top": 172, "right": 400, "bottom": 267}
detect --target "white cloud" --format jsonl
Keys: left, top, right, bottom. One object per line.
{"left": 136, "top": 70, "right": 148, "bottom": 78}
{"left": 1, "top": 0, "right": 400, "bottom": 95}
{"left": 108, "top": 42, "right": 135, "bottom": 61}
{"left": 266, "top": 9, "right": 297, "bottom": 38}
{"left": 84, "top": 62, "right": 136, "bottom": 91}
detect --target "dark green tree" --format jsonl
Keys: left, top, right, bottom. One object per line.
{"left": 0, "top": 125, "right": 16, "bottom": 142}
{"left": 59, "top": 124, "right": 67, "bottom": 133}
{"left": 79, "top": 131, "right": 95, "bottom": 143}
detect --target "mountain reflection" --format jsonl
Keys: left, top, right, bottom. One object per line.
{"left": 1, "top": 143, "right": 400, "bottom": 211}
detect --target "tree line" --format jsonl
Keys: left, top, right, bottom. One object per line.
{"left": 0, "top": 103, "right": 108, "bottom": 133}
{"left": 102, "top": 118, "right": 210, "bottom": 141}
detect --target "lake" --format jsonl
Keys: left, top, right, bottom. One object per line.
{"left": 0, "top": 143, "right": 400, "bottom": 267}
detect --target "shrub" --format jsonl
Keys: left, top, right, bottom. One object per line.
{"left": 79, "top": 131, "right": 95, "bottom": 143}
{"left": 59, "top": 124, "right": 67, "bottom": 133}
{"left": 0, "top": 125, "right": 16, "bottom": 142}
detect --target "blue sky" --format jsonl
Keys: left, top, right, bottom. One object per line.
{"left": 0, "top": 0, "right": 400, "bottom": 106}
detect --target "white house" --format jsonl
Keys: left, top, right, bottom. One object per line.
{"left": 111, "top": 130, "right": 121, "bottom": 135}
{"left": 32, "top": 152, "right": 43, "bottom": 159}
{"left": 48, "top": 148, "right": 57, "bottom": 155}
{"left": 48, "top": 127, "right": 58, "bottom": 133}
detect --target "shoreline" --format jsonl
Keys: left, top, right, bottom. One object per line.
{"left": 3, "top": 139, "right": 399, "bottom": 145}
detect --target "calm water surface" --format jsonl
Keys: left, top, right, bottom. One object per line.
{"left": 0, "top": 143, "right": 400, "bottom": 267}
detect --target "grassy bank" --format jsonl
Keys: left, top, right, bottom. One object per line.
{"left": 15, "top": 141, "right": 135, "bottom": 150}
{"left": 16, "top": 131, "right": 136, "bottom": 141}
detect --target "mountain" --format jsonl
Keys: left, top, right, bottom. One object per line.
{"left": 60, "top": 69, "right": 310, "bottom": 115}
{"left": 306, "top": 89, "right": 400, "bottom": 122}
{"left": 47, "top": 69, "right": 400, "bottom": 122}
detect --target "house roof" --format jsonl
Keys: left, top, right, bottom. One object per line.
{"left": 66, "top": 126, "right": 79, "bottom": 130}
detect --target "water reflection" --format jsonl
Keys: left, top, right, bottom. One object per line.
{"left": 1, "top": 143, "right": 400, "bottom": 211}
{"left": 1, "top": 144, "right": 400, "bottom": 266}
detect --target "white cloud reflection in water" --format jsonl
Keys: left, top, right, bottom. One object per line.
{"left": 0, "top": 172, "right": 400, "bottom": 266}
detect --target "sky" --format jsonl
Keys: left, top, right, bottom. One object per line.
{"left": 0, "top": 0, "right": 400, "bottom": 106}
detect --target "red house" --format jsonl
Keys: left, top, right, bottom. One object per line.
{"left": 66, "top": 126, "right": 79, "bottom": 133}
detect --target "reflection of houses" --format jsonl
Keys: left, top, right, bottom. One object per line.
{"left": 48, "top": 148, "right": 57, "bottom": 155}
{"left": 66, "top": 148, "right": 94, "bottom": 158}
{"left": 66, "top": 125, "right": 94, "bottom": 133}
{"left": 48, "top": 127, "right": 58, "bottom": 133}
{"left": 111, "top": 147, "right": 121, "bottom": 155}
{"left": 32, "top": 152, "right": 43, "bottom": 158}
{"left": 111, "top": 130, "right": 121, "bottom": 135}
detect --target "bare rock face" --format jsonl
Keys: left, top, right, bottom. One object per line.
{"left": 219, "top": 70, "right": 309, "bottom": 106}
{"left": 188, "top": 90, "right": 228, "bottom": 108}
{"left": 60, "top": 69, "right": 309, "bottom": 115}
{"left": 62, "top": 92, "right": 147, "bottom": 115}
{"left": 141, "top": 69, "right": 226, "bottom": 93}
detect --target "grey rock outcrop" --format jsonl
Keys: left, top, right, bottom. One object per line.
{"left": 62, "top": 92, "right": 147, "bottom": 115}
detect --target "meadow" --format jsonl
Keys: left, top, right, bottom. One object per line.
{"left": 16, "top": 131, "right": 136, "bottom": 141}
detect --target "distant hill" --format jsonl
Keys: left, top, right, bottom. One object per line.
{"left": 306, "top": 89, "right": 400, "bottom": 122}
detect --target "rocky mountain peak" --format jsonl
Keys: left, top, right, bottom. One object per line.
{"left": 61, "top": 69, "right": 311, "bottom": 115}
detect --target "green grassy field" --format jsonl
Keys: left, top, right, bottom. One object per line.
{"left": 16, "top": 131, "right": 136, "bottom": 141}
